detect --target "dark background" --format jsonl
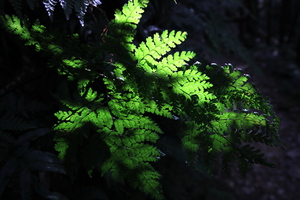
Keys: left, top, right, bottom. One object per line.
{"left": 1, "top": 0, "right": 299, "bottom": 199}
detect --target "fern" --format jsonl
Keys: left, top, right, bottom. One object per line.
{"left": 26, "top": 0, "right": 36, "bottom": 10}
{"left": 0, "top": 129, "right": 67, "bottom": 200}
{"left": 1, "top": 0, "right": 281, "bottom": 199}
{"left": 8, "top": 0, "right": 23, "bottom": 18}
{"left": 42, "top": 0, "right": 57, "bottom": 20}
{"left": 7, "top": 0, "right": 102, "bottom": 25}
{"left": 0, "top": 93, "right": 51, "bottom": 132}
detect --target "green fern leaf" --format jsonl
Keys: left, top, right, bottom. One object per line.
{"left": 2, "top": 15, "right": 31, "bottom": 40}
{"left": 114, "top": 119, "right": 124, "bottom": 134}
{"left": 3, "top": 0, "right": 281, "bottom": 198}
{"left": 54, "top": 136, "right": 69, "bottom": 160}
{"left": 169, "top": 66, "right": 215, "bottom": 101}
{"left": 114, "top": 0, "right": 147, "bottom": 27}
{"left": 133, "top": 169, "right": 163, "bottom": 200}
{"left": 105, "top": 0, "right": 148, "bottom": 53}
{"left": 157, "top": 51, "right": 196, "bottom": 73}
{"left": 135, "top": 30, "right": 188, "bottom": 71}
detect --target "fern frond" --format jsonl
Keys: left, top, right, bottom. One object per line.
{"left": 113, "top": 0, "right": 148, "bottom": 28}
{"left": 0, "top": 113, "right": 36, "bottom": 131}
{"left": 101, "top": 143, "right": 163, "bottom": 199}
{"left": 191, "top": 63, "right": 280, "bottom": 173}
{"left": 57, "top": 0, "right": 89, "bottom": 25}
{"left": 157, "top": 51, "right": 196, "bottom": 73}
{"left": 43, "top": 0, "right": 58, "bottom": 21}
{"left": 144, "top": 101, "right": 173, "bottom": 119}
{"left": 8, "top": 0, "right": 23, "bottom": 18}
{"left": 104, "top": 0, "right": 148, "bottom": 53}
{"left": 54, "top": 104, "right": 112, "bottom": 134}
{"left": 2, "top": 15, "right": 31, "bottom": 40}
{"left": 135, "top": 30, "right": 187, "bottom": 60}
{"left": 42, "top": 0, "right": 102, "bottom": 24}
{"left": 74, "top": 0, "right": 89, "bottom": 26}
{"left": 58, "top": 0, "right": 74, "bottom": 20}
{"left": 3, "top": 0, "right": 281, "bottom": 198}
{"left": 89, "top": 0, "right": 102, "bottom": 7}
{"left": 169, "top": 65, "right": 215, "bottom": 101}
{"left": 131, "top": 168, "right": 163, "bottom": 200}
{"left": 134, "top": 30, "right": 190, "bottom": 73}
{"left": 26, "top": 0, "right": 37, "bottom": 10}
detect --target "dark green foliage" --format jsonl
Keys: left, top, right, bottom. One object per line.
{"left": 0, "top": 93, "right": 50, "bottom": 132}
{"left": 8, "top": 0, "right": 23, "bottom": 18}
{"left": 0, "top": 0, "right": 281, "bottom": 199}
{"left": 0, "top": 91, "right": 67, "bottom": 199}
{"left": 0, "top": 128, "right": 67, "bottom": 200}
